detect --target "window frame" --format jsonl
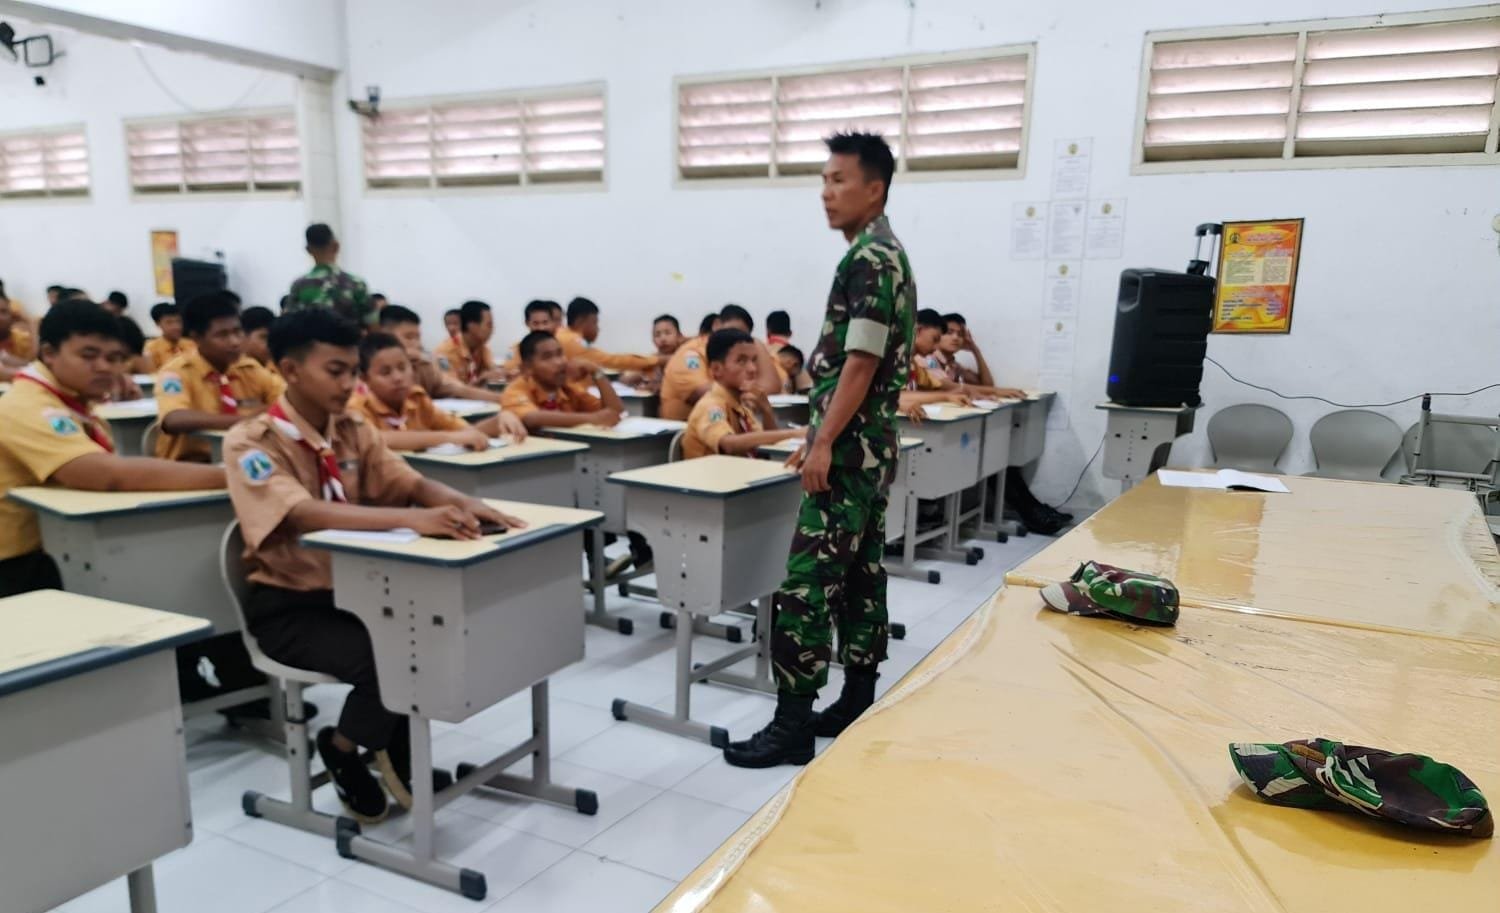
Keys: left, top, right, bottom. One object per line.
{"left": 1133, "top": 5, "right": 1500, "bottom": 174}
{"left": 0, "top": 123, "right": 91, "bottom": 201}
{"left": 123, "top": 106, "right": 303, "bottom": 199}
{"left": 673, "top": 44, "right": 1037, "bottom": 188}
{"left": 360, "top": 81, "right": 609, "bottom": 195}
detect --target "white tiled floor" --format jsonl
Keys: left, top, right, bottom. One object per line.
{"left": 51, "top": 529, "right": 1057, "bottom": 913}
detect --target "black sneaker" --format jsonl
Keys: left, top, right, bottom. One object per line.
{"left": 316, "top": 727, "right": 388, "bottom": 824}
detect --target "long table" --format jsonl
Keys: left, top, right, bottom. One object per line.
{"left": 656, "top": 476, "right": 1500, "bottom": 913}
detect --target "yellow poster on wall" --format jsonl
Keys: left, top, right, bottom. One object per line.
{"left": 1212, "top": 218, "right": 1303, "bottom": 334}
{"left": 150, "top": 229, "right": 179, "bottom": 296}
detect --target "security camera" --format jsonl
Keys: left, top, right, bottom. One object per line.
{"left": 348, "top": 84, "right": 381, "bottom": 118}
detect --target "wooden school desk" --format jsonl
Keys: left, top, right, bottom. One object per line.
{"left": 606, "top": 456, "right": 800, "bottom": 745}
{"left": 1095, "top": 401, "right": 1199, "bottom": 490}
{"left": 1007, "top": 472, "right": 1500, "bottom": 644}
{"left": 545, "top": 418, "right": 684, "bottom": 634}
{"left": 95, "top": 398, "right": 159, "bottom": 456}
{"left": 1, "top": 590, "right": 209, "bottom": 913}
{"left": 956, "top": 398, "right": 1019, "bottom": 543}
{"left": 401, "top": 437, "right": 587, "bottom": 505}
{"left": 294, "top": 500, "right": 604, "bottom": 901}
{"left": 892, "top": 404, "right": 988, "bottom": 574}
{"left": 656, "top": 580, "right": 1500, "bottom": 913}
{"left": 767, "top": 393, "right": 809, "bottom": 427}
{"left": 594, "top": 383, "right": 658, "bottom": 418}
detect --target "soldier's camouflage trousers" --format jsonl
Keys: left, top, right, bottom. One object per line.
{"left": 772, "top": 464, "right": 891, "bottom": 695}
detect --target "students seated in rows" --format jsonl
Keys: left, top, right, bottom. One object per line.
{"left": 154, "top": 293, "right": 285, "bottom": 462}
{"left": 0, "top": 297, "right": 35, "bottom": 381}
{"left": 377, "top": 305, "right": 525, "bottom": 440}
{"left": 765, "top": 309, "right": 812, "bottom": 393}
{"left": 909, "top": 309, "right": 1023, "bottom": 400}
{"left": 683, "top": 329, "right": 803, "bottom": 459}
{"left": 499, "top": 330, "right": 625, "bottom": 431}
{"left": 661, "top": 305, "right": 782, "bottom": 419}
{"left": 242, "top": 306, "right": 279, "bottom": 377}
{"left": 618, "top": 314, "right": 683, "bottom": 392}
{"left": 0, "top": 300, "right": 226, "bottom": 598}
{"left": 224, "top": 308, "right": 524, "bottom": 823}
{"left": 499, "top": 299, "right": 561, "bottom": 377}
{"left": 556, "top": 296, "right": 667, "bottom": 374}
{"left": 932, "top": 312, "right": 995, "bottom": 387}
{"left": 435, "top": 299, "right": 505, "bottom": 386}
{"left": 776, "top": 344, "right": 812, "bottom": 395}
{"left": 143, "top": 301, "right": 195, "bottom": 370}
{"left": 349, "top": 332, "right": 490, "bottom": 452}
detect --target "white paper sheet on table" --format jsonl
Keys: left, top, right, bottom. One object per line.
{"left": 768, "top": 394, "right": 808, "bottom": 406}
{"left": 424, "top": 439, "right": 511, "bottom": 455}
{"left": 971, "top": 399, "right": 1002, "bottom": 409}
{"left": 319, "top": 528, "right": 420, "bottom": 544}
{"left": 433, "top": 398, "right": 493, "bottom": 412}
{"left": 612, "top": 416, "right": 685, "bottom": 435}
{"left": 1157, "top": 469, "right": 1289, "bottom": 493}
{"left": 111, "top": 398, "right": 158, "bottom": 411}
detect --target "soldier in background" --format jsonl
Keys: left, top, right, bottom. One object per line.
{"left": 725, "top": 131, "right": 915, "bottom": 768}
{"left": 287, "top": 223, "right": 375, "bottom": 328}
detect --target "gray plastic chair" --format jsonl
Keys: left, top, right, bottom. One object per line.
{"left": 1306, "top": 410, "right": 1402, "bottom": 481}
{"left": 140, "top": 419, "right": 160, "bottom": 457}
{"left": 1207, "top": 403, "right": 1293, "bottom": 473}
{"left": 1402, "top": 419, "right": 1499, "bottom": 478}
{"left": 667, "top": 428, "right": 686, "bottom": 463}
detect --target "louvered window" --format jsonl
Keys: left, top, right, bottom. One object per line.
{"left": 364, "top": 87, "right": 606, "bottom": 188}
{"left": 677, "top": 48, "right": 1034, "bottom": 180}
{"left": 1140, "top": 8, "right": 1500, "bottom": 167}
{"left": 127, "top": 111, "right": 299, "bottom": 193}
{"left": 0, "top": 126, "right": 89, "bottom": 198}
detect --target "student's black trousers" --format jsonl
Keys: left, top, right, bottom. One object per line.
{"left": 244, "top": 584, "right": 405, "bottom": 750}
{"left": 0, "top": 549, "right": 63, "bottom": 598}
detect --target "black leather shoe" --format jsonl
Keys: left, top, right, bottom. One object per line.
{"left": 813, "top": 667, "right": 878, "bottom": 737}
{"left": 316, "top": 727, "right": 388, "bottom": 824}
{"left": 724, "top": 693, "right": 816, "bottom": 768}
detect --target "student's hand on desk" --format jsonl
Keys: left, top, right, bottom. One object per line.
{"left": 800, "top": 442, "right": 832, "bottom": 494}
{"left": 994, "top": 387, "right": 1025, "bottom": 400}
{"left": 947, "top": 391, "right": 973, "bottom": 406}
{"left": 452, "top": 426, "right": 491, "bottom": 451}
{"left": 902, "top": 402, "right": 926, "bottom": 424}
{"left": 411, "top": 504, "right": 484, "bottom": 540}
{"left": 468, "top": 499, "right": 528, "bottom": 532}
{"left": 497, "top": 410, "right": 528, "bottom": 441}
{"left": 590, "top": 408, "right": 623, "bottom": 428}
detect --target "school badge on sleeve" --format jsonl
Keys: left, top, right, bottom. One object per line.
{"left": 239, "top": 449, "right": 276, "bottom": 484}
{"left": 43, "top": 408, "right": 80, "bottom": 436}
{"left": 159, "top": 372, "right": 184, "bottom": 394}
{"left": 709, "top": 409, "right": 724, "bottom": 423}
{"left": 685, "top": 355, "right": 702, "bottom": 371}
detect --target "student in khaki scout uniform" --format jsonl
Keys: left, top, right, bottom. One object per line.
{"left": 377, "top": 306, "right": 527, "bottom": 440}
{"left": 434, "top": 299, "right": 504, "bottom": 386}
{"left": 766, "top": 309, "right": 814, "bottom": 394}
{"left": 143, "top": 301, "right": 196, "bottom": 371}
{"left": 498, "top": 299, "right": 560, "bottom": 378}
{"left": 224, "top": 308, "right": 524, "bottom": 824}
{"left": 155, "top": 293, "right": 285, "bottom": 462}
{"left": 683, "top": 328, "right": 802, "bottom": 459}
{"left": 775, "top": 344, "right": 814, "bottom": 395}
{"left": 499, "top": 331, "right": 625, "bottom": 430}
{"left": 348, "top": 332, "right": 490, "bottom": 452}
{"left": 910, "top": 308, "right": 1024, "bottom": 401}
{"left": 241, "top": 306, "right": 280, "bottom": 378}
{"left": 617, "top": 314, "right": 683, "bottom": 392}
{"left": 556, "top": 297, "right": 669, "bottom": 375}
{"left": 0, "top": 301, "right": 226, "bottom": 598}
{"left": 660, "top": 306, "right": 785, "bottom": 420}
{"left": 0, "top": 300, "right": 36, "bottom": 380}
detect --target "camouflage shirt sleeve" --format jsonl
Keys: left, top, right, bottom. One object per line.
{"left": 842, "top": 244, "right": 900, "bottom": 358}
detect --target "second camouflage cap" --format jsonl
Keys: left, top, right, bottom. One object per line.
{"left": 1039, "top": 560, "right": 1180, "bottom": 626}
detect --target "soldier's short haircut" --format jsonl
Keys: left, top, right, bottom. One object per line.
{"left": 707, "top": 328, "right": 755, "bottom": 364}
{"left": 183, "top": 292, "right": 241, "bottom": 337}
{"left": 525, "top": 299, "right": 556, "bottom": 320}
{"left": 305, "top": 223, "right": 335, "bottom": 248}
{"left": 916, "top": 308, "right": 946, "bottom": 331}
{"left": 943, "top": 312, "right": 966, "bottom": 327}
{"left": 150, "top": 301, "right": 180, "bottom": 324}
{"left": 653, "top": 314, "right": 680, "bottom": 331}
{"left": 824, "top": 131, "right": 895, "bottom": 203}
{"left": 766, "top": 310, "right": 791, "bottom": 336}
{"left": 269, "top": 308, "right": 360, "bottom": 364}
{"left": 459, "top": 300, "right": 490, "bottom": 330}
{"left": 358, "top": 331, "right": 405, "bottom": 373}
{"left": 719, "top": 303, "right": 754, "bottom": 332}
{"left": 40, "top": 300, "right": 126, "bottom": 349}
{"left": 778, "top": 343, "right": 805, "bottom": 368}
{"left": 699, "top": 312, "right": 720, "bottom": 335}
{"left": 519, "top": 329, "right": 558, "bottom": 362}
{"left": 566, "top": 296, "right": 599, "bottom": 326}
{"left": 242, "top": 306, "right": 276, "bottom": 334}
{"left": 378, "top": 304, "right": 421, "bottom": 328}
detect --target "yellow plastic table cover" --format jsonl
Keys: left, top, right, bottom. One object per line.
{"left": 1006, "top": 474, "right": 1500, "bottom": 643}
{"left": 656, "top": 586, "right": 1500, "bottom": 913}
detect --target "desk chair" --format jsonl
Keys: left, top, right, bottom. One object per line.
{"left": 140, "top": 419, "right": 160, "bottom": 458}
{"left": 1306, "top": 410, "right": 1401, "bottom": 481}
{"left": 668, "top": 428, "right": 685, "bottom": 463}
{"left": 1207, "top": 403, "right": 1293, "bottom": 473}
{"left": 219, "top": 521, "right": 347, "bottom": 841}
{"left": 1401, "top": 412, "right": 1500, "bottom": 534}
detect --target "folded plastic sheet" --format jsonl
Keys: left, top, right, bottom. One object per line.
{"left": 656, "top": 587, "right": 1500, "bottom": 913}
{"left": 1006, "top": 475, "right": 1500, "bottom": 643}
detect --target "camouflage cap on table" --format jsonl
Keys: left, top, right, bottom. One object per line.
{"left": 1230, "top": 738, "right": 1493, "bottom": 838}
{"left": 1038, "top": 560, "right": 1180, "bottom": 626}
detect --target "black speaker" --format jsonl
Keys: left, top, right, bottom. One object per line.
{"left": 171, "top": 257, "right": 227, "bottom": 306}
{"left": 1105, "top": 268, "right": 1215, "bottom": 408}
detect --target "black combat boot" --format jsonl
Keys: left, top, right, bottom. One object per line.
{"left": 723, "top": 692, "right": 816, "bottom": 768}
{"left": 813, "top": 666, "right": 879, "bottom": 737}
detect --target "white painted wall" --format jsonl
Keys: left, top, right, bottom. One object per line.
{"left": 0, "top": 20, "right": 310, "bottom": 316}
{"left": 339, "top": 0, "right": 1500, "bottom": 506}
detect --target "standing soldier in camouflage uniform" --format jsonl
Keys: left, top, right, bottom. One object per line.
{"left": 286, "top": 223, "right": 376, "bottom": 328}
{"left": 725, "top": 131, "right": 915, "bottom": 768}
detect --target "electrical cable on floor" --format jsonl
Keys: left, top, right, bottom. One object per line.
{"left": 1205, "top": 357, "right": 1500, "bottom": 410}
{"left": 1053, "top": 434, "right": 1105, "bottom": 508}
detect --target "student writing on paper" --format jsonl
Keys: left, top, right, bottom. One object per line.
{"left": 378, "top": 305, "right": 526, "bottom": 440}
{"left": 499, "top": 330, "right": 626, "bottom": 431}
{"left": 683, "top": 329, "right": 803, "bottom": 459}
{"left": 348, "top": 332, "right": 489, "bottom": 452}
{"left": 155, "top": 292, "right": 286, "bottom": 462}
{"left": 0, "top": 301, "right": 226, "bottom": 598}
{"left": 224, "top": 308, "right": 524, "bottom": 825}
